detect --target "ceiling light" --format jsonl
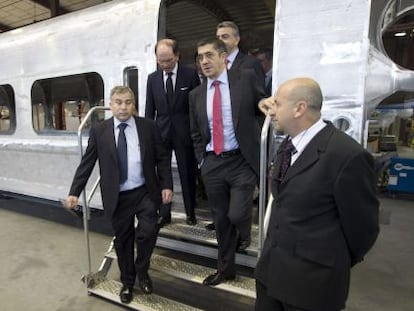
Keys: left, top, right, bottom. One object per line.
{"left": 394, "top": 31, "right": 407, "bottom": 37}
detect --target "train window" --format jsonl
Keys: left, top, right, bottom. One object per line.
{"left": 31, "top": 72, "right": 104, "bottom": 133}
{"left": 0, "top": 84, "right": 16, "bottom": 134}
{"left": 123, "top": 67, "right": 139, "bottom": 113}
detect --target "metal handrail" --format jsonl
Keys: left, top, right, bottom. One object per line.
{"left": 77, "top": 106, "right": 110, "bottom": 287}
{"left": 258, "top": 115, "right": 272, "bottom": 256}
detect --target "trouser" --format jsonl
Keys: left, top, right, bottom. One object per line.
{"left": 201, "top": 152, "right": 256, "bottom": 275}
{"left": 112, "top": 186, "right": 158, "bottom": 287}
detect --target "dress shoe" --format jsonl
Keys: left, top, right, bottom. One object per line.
{"left": 138, "top": 275, "right": 153, "bottom": 294}
{"left": 186, "top": 216, "right": 197, "bottom": 226}
{"left": 119, "top": 285, "right": 133, "bottom": 304}
{"left": 157, "top": 216, "right": 171, "bottom": 228}
{"left": 203, "top": 272, "right": 235, "bottom": 286}
{"left": 205, "top": 222, "right": 215, "bottom": 231}
{"left": 237, "top": 238, "right": 251, "bottom": 252}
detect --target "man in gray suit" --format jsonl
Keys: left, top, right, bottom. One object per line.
{"left": 255, "top": 78, "right": 379, "bottom": 311}
{"left": 65, "top": 86, "right": 173, "bottom": 304}
{"left": 190, "top": 38, "right": 267, "bottom": 286}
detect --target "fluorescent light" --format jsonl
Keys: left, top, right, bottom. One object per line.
{"left": 394, "top": 32, "right": 407, "bottom": 37}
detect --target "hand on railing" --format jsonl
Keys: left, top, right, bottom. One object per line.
{"left": 61, "top": 196, "right": 83, "bottom": 218}
{"left": 258, "top": 96, "right": 275, "bottom": 116}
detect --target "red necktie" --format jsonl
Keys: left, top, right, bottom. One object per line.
{"left": 212, "top": 80, "right": 223, "bottom": 155}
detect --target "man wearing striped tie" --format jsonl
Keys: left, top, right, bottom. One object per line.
{"left": 256, "top": 78, "right": 379, "bottom": 311}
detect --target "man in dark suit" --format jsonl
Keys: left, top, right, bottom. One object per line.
{"left": 255, "top": 47, "right": 273, "bottom": 96}
{"left": 65, "top": 86, "right": 173, "bottom": 304}
{"left": 202, "top": 21, "right": 266, "bottom": 232}
{"left": 189, "top": 38, "right": 267, "bottom": 286}
{"left": 216, "top": 21, "right": 265, "bottom": 83}
{"left": 146, "top": 38, "right": 200, "bottom": 226}
{"left": 255, "top": 78, "right": 379, "bottom": 311}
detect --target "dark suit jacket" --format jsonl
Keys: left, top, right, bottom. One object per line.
{"left": 189, "top": 68, "right": 265, "bottom": 176}
{"left": 145, "top": 63, "right": 200, "bottom": 146}
{"left": 232, "top": 51, "right": 265, "bottom": 86}
{"left": 255, "top": 122, "right": 379, "bottom": 311}
{"left": 69, "top": 116, "right": 172, "bottom": 218}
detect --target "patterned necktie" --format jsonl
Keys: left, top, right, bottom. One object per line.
{"left": 279, "top": 139, "right": 295, "bottom": 180}
{"left": 117, "top": 123, "right": 128, "bottom": 184}
{"left": 166, "top": 72, "right": 174, "bottom": 105}
{"left": 212, "top": 80, "right": 223, "bottom": 155}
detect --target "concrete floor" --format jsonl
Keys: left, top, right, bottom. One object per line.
{"left": 0, "top": 195, "right": 413, "bottom": 311}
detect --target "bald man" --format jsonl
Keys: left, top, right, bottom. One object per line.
{"left": 146, "top": 39, "right": 200, "bottom": 227}
{"left": 255, "top": 78, "right": 379, "bottom": 311}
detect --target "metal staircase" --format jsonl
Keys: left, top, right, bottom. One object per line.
{"left": 74, "top": 107, "right": 272, "bottom": 310}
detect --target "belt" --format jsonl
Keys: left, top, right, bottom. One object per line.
{"left": 206, "top": 149, "right": 241, "bottom": 158}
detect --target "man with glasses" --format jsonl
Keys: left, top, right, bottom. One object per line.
{"left": 190, "top": 38, "right": 269, "bottom": 286}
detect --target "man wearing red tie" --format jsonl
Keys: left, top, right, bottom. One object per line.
{"left": 189, "top": 38, "right": 267, "bottom": 286}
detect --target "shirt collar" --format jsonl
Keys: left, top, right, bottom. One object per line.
{"left": 227, "top": 48, "right": 239, "bottom": 64}
{"left": 114, "top": 116, "right": 134, "bottom": 129}
{"left": 164, "top": 62, "right": 178, "bottom": 77}
{"left": 291, "top": 118, "right": 326, "bottom": 153}
{"left": 207, "top": 70, "right": 228, "bottom": 89}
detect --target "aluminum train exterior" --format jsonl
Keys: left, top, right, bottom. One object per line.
{"left": 0, "top": 0, "right": 413, "bottom": 207}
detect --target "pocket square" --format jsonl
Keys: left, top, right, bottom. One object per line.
{"left": 180, "top": 87, "right": 189, "bottom": 91}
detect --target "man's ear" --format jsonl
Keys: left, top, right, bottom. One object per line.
{"left": 293, "top": 100, "right": 306, "bottom": 118}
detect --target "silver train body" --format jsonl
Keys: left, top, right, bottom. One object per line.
{"left": 0, "top": 0, "right": 413, "bottom": 206}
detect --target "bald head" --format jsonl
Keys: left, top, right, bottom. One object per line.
{"left": 281, "top": 77, "right": 323, "bottom": 113}
{"left": 269, "top": 77, "right": 323, "bottom": 137}
{"left": 155, "top": 38, "right": 179, "bottom": 73}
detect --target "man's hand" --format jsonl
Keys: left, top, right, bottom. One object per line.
{"left": 64, "top": 195, "right": 79, "bottom": 210}
{"left": 258, "top": 96, "right": 275, "bottom": 115}
{"left": 161, "top": 189, "right": 173, "bottom": 204}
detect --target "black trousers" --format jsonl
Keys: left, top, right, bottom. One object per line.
{"left": 159, "top": 136, "right": 197, "bottom": 219}
{"left": 255, "top": 281, "right": 341, "bottom": 311}
{"left": 111, "top": 186, "right": 158, "bottom": 287}
{"left": 201, "top": 153, "right": 256, "bottom": 275}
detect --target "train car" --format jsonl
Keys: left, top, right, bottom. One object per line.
{"left": 0, "top": 0, "right": 161, "bottom": 206}
{"left": 0, "top": 0, "right": 413, "bottom": 309}
{"left": 0, "top": 0, "right": 413, "bottom": 207}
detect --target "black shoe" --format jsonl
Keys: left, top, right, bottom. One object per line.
{"left": 186, "top": 216, "right": 197, "bottom": 226}
{"left": 205, "top": 222, "right": 215, "bottom": 231}
{"left": 138, "top": 275, "right": 153, "bottom": 294}
{"left": 158, "top": 216, "right": 171, "bottom": 228}
{"left": 237, "top": 238, "right": 251, "bottom": 252}
{"left": 203, "top": 272, "right": 235, "bottom": 286}
{"left": 119, "top": 285, "right": 133, "bottom": 304}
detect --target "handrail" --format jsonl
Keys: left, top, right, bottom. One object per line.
{"left": 258, "top": 115, "right": 272, "bottom": 256}
{"left": 77, "top": 106, "right": 110, "bottom": 287}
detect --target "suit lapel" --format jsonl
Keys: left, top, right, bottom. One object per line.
{"left": 156, "top": 69, "right": 170, "bottom": 109}
{"left": 103, "top": 117, "right": 117, "bottom": 162}
{"left": 283, "top": 123, "right": 334, "bottom": 183}
{"left": 135, "top": 117, "right": 146, "bottom": 163}
{"left": 227, "top": 70, "right": 241, "bottom": 129}
{"left": 199, "top": 81, "right": 210, "bottom": 140}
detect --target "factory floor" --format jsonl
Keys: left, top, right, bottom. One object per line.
{"left": 0, "top": 194, "right": 413, "bottom": 310}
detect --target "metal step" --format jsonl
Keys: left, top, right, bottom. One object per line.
{"left": 105, "top": 252, "right": 256, "bottom": 299}
{"left": 160, "top": 212, "right": 259, "bottom": 256}
{"left": 88, "top": 278, "right": 202, "bottom": 311}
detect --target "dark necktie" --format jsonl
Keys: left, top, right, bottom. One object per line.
{"left": 212, "top": 80, "right": 223, "bottom": 155}
{"left": 279, "top": 139, "right": 295, "bottom": 180}
{"left": 117, "top": 123, "right": 128, "bottom": 184}
{"left": 166, "top": 72, "right": 174, "bottom": 105}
